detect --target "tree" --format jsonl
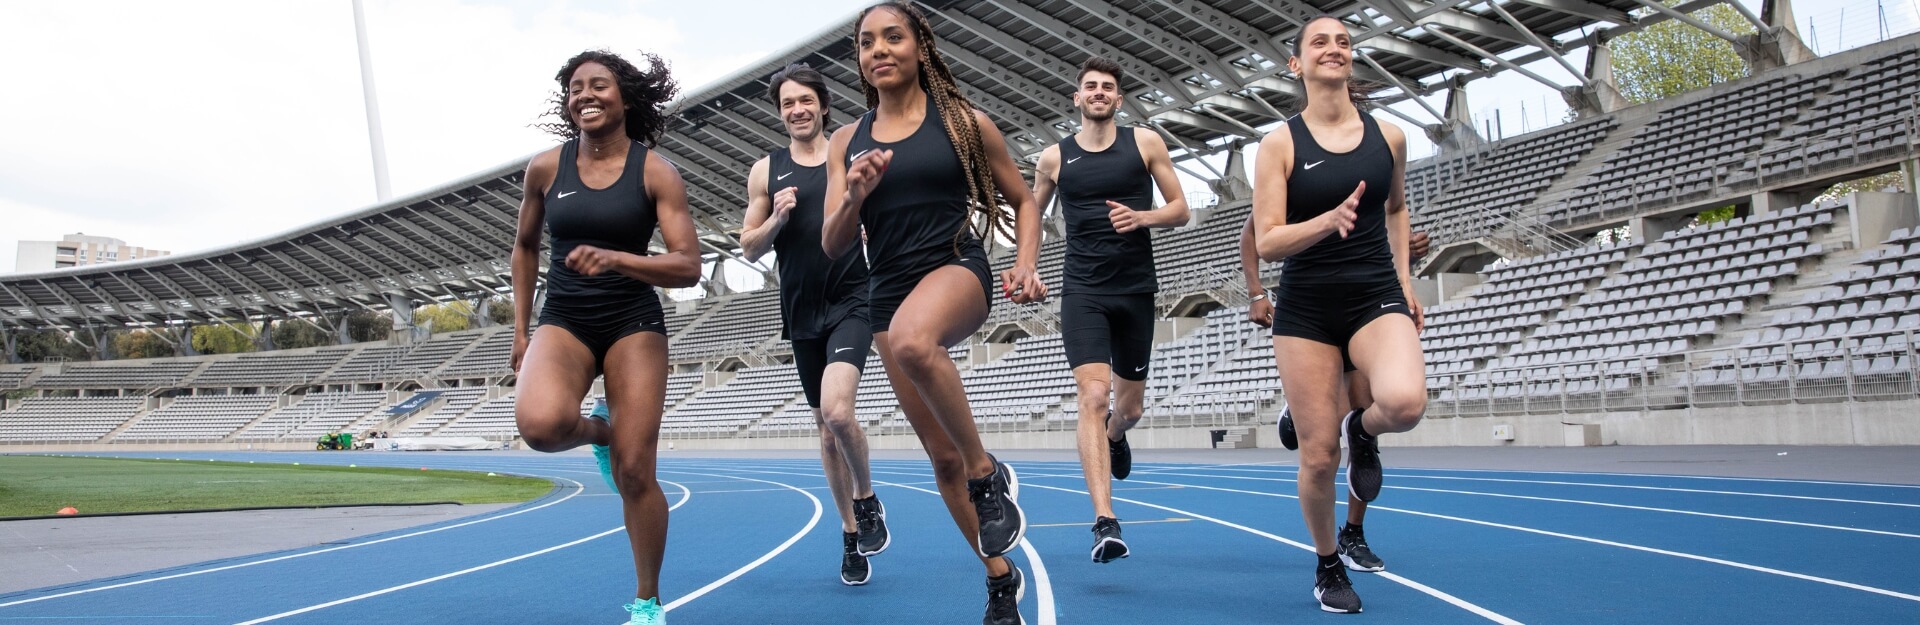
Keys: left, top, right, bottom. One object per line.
{"left": 112, "top": 330, "right": 174, "bottom": 360}
{"left": 414, "top": 302, "right": 473, "bottom": 335}
{"left": 1820, "top": 171, "right": 1909, "bottom": 201}
{"left": 193, "top": 324, "right": 256, "bottom": 355}
{"left": 14, "top": 329, "right": 88, "bottom": 362}
{"left": 1610, "top": 4, "right": 1756, "bottom": 104}
{"left": 346, "top": 310, "right": 390, "bottom": 343}
{"left": 486, "top": 296, "right": 513, "bottom": 326}
{"left": 272, "top": 319, "right": 334, "bottom": 350}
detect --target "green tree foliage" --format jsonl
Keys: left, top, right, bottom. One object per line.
{"left": 486, "top": 296, "right": 513, "bottom": 326}
{"left": 1610, "top": 4, "right": 1756, "bottom": 104}
{"left": 346, "top": 311, "right": 390, "bottom": 343}
{"left": 273, "top": 319, "right": 334, "bottom": 350}
{"left": 112, "top": 330, "right": 175, "bottom": 360}
{"left": 192, "top": 324, "right": 256, "bottom": 355}
{"left": 1694, "top": 205, "right": 1737, "bottom": 225}
{"left": 1820, "top": 171, "right": 1909, "bottom": 201}
{"left": 14, "top": 329, "right": 89, "bottom": 362}
{"left": 414, "top": 302, "right": 473, "bottom": 335}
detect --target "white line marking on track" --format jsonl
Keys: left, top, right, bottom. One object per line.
{"left": 1103, "top": 475, "right": 1920, "bottom": 604}
{"left": 1387, "top": 485, "right": 1920, "bottom": 539}
{"left": 228, "top": 481, "right": 693, "bottom": 625}
{"left": 658, "top": 471, "right": 821, "bottom": 614}
{"left": 0, "top": 475, "right": 592, "bottom": 610}
{"left": 1140, "top": 469, "right": 1920, "bottom": 508}
{"left": 1148, "top": 464, "right": 1920, "bottom": 490}
{"left": 1022, "top": 482, "right": 1524, "bottom": 624}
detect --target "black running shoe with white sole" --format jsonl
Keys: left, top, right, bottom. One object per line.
{"left": 1108, "top": 430, "right": 1132, "bottom": 480}
{"left": 983, "top": 561, "right": 1026, "bottom": 625}
{"left": 1090, "top": 516, "right": 1129, "bottom": 563}
{"left": 1342, "top": 409, "right": 1383, "bottom": 502}
{"left": 1337, "top": 524, "right": 1384, "bottom": 572}
{"left": 841, "top": 532, "right": 871, "bottom": 586}
{"left": 968, "top": 454, "right": 1026, "bottom": 558}
{"left": 853, "top": 494, "right": 890, "bottom": 556}
{"left": 1278, "top": 404, "right": 1298, "bottom": 451}
{"left": 1313, "top": 558, "right": 1363, "bottom": 613}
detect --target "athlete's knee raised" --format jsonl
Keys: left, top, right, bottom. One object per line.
{"left": 514, "top": 413, "right": 574, "bottom": 453}
{"left": 1371, "top": 389, "right": 1426, "bottom": 433}
{"left": 890, "top": 336, "right": 948, "bottom": 378}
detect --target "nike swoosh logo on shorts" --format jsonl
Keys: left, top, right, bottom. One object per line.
{"left": 836, "top": 347, "right": 853, "bottom": 354}
{"left": 557, "top": 191, "right": 576, "bottom": 198}
{"left": 1304, "top": 161, "right": 1325, "bottom": 170}
{"left": 1380, "top": 303, "right": 1398, "bottom": 309}
{"left": 1135, "top": 365, "right": 1147, "bottom": 372}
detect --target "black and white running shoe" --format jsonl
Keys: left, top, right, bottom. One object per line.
{"left": 1278, "top": 404, "right": 1298, "bottom": 451}
{"left": 983, "top": 561, "right": 1026, "bottom": 625}
{"left": 1342, "top": 409, "right": 1383, "bottom": 502}
{"left": 853, "top": 494, "right": 890, "bottom": 556}
{"left": 1337, "top": 525, "right": 1385, "bottom": 572}
{"left": 1108, "top": 428, "right": 1132, "bottom": 480}
{"left": 1090, "top": 516, "right": 1130, "bottom": 563}
{"left": 968, "top": 454, "right": 1026, "bottom": 558}
{"left": 840, "top": 532, "right": 871, "bottom": 586}
{"left": 1313, "top": 558, "right": 1363, "bottom": 613}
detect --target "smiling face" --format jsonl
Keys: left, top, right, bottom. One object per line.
{"left": 1289, "top": 16, "right": 1353, "bottom": 86}
{"left": 1074, "top": 69, "right": 1121, "bottom": 122}
{"left": 566, "top": 61, "right": 625, "bottom": 135}
{"left": 857, "top": 6, "right": 921, "bottom": 92}
{"left": 777, "top": 79, "right": 827, "bottom": 142}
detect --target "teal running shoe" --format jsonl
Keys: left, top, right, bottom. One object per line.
{"left": 624, "top": 597, "right": 664, "bottom": 624}
{"left": 589, "top": 400, "right": 617, "bottom": 494}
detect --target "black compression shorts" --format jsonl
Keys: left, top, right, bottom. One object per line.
{"left": 1061, "top": 293, "right": 1156, "bottom": 381}
{"left": 792, "top": 315, "right": 873, "bottom": 408}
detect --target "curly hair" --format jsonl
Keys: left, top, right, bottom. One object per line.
{"left": 536, "top": 49, "right": 680, "bottom": 145}
{"left": 854, "top": 2, "right": 1013, "bottom": 252}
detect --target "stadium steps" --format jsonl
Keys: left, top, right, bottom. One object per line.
{"left": 96, "top": 400, "right": 157, "bottom": 443}
{"left": 310, "top": 344, "right": 374, "bottom": 381}
{"left": 382, "top": 395, "right": 455, "bottom": 435}
{"left": 172, "top": 360, "right": 219, "bottom": 389}
{"left": 743, "top": 392, "right": 810, "bottom": 433}
{"left": 665, "top": 295, "right": 732, "bottom": 342}
{"left": 427, "top": 330, "right": 502, "bottom": 379}
{"left": 1529, "top": 114, "right": 1658, "bottom": 229}
{"left": 219, "top": 398, "right": 290, "bottom": 443}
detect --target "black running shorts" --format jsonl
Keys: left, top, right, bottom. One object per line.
{"left": 1272, "top": 278, "right": 1410, "bottom": 370}
{"left": 792, "top": 315, "right": 872, "bottom": 408}
{"left": 1061, "top": 292, "right": 1156, "bottom": 381}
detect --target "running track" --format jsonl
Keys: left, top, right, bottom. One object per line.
{"left": 3, "top": 451, "right": 1917, "bottom": 623}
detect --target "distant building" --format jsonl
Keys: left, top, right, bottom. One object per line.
{"left": 15, "top": 233, "right": 170, "bottom": 272}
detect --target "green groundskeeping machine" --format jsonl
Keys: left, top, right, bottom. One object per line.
{"left": 315, "top": 432, "right": 353, "bottom": 450}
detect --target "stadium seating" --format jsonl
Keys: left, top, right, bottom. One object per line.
{"left": 36, "top": 362, "right": 202, "bottom": 389}
{"left": 664, "top": 366, "right": 804, "bottom": 434}
{"left": 0, "top": 397, "right": 144, "bottom": 443}
{"left": 1415, "top": 119, "right": 1615, "bottom": 245}
{"left": 115, "top": 395, "right": 279, "bottom": 442}
{"left": 1757, "top": 49, "right": 1920, "bottom": 178}
{"left": 238, "top": 391, "right": 387, "bottom": 441}
{"left": 193, "top": 349, "right": 351, "bottom": 387}
{"left": 397, "top": 388, "right": 490, "bottom": 436}
{"left": 438, "top": 329, "right": 514, "bottom": 378}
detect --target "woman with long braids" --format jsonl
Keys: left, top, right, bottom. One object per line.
{"left": 510, "top": 50, "right": 701, "bottom": 624}
{"left": 822, "top": 3, "right": 1047, "bottom": 624}
{"left": 1251, "top": 16, "right": 1427, "bottom": 614}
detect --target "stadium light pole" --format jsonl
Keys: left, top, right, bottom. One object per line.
{"left": 353, "top": 0, "right": 393, "bottom": 201}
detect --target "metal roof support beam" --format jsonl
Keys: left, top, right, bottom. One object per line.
{"left": 139, "top": 269, "right": 213, "bottom": 322}
{"left": 982, "top": 0, "right": 1198, "bottom": 106}
{"left": 412, "top": 206, "right": 507, "bottom": 258}
{"left": 366, "top": 223, "right": 462, "bottom": 271}
{"left": 1511, "top": 0, "right": 1635, "bottom": 25}
{"left": 385, "top": 216, "right": 486, "bottom": 266}
{"left": 1353, "top": 53, "right": 1445, "bottom": 122}
{"left": 707, "top": 107, "right": 789, "bottom": 147}
{"left": 1623, "top": 0, "right": 1749, "bottom": 54}
{"left": 1483, "top": 0, "right": 1590, "bottom": 86}
{"left": 437, "top": 200, "right": 518, "bottom": 245}
{"left": 1058, "top": 0, "right": 1246, "bottom": 88}
{"left": 1422, "top": 27, "right": 1572, "bottom": 92}
{"left": 695, "top": 124, "right": 770, "bottom": 162}
{"left": 1399, "top": 0, "right": 1538, "bottom": 47}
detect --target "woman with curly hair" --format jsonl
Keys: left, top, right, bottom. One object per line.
{"left": 510, "top": 49, "right": 701, "bottom": 624}
{"left": 822, "top": 3, "right": 1047, "bottom": 624}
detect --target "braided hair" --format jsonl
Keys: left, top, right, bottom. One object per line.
{"left": 854, "top": 2, "right": 1013, "bottom": 252}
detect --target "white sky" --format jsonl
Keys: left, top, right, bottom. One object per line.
{"left": 3, "top": 0, "right": 1915, "bottom": 281}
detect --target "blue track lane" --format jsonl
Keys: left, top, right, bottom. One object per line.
{"left": 2, "top": 452, "right": 1916, "bottom": 624}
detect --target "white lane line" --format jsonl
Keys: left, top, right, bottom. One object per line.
{"left": 1139, "top": 469, "right": 1920, "bottom": 508}
{"left": 1022, "top": 481, "right": 1523, "bottom": 625}
{"left": 0, "top": 475, "right": 591, "bottom": 610}
{"left": 676, "top": 463, "right": 1058, "bottom": 625}
{"left": 658, "top": 470, "right": 821, "bottom": 614}
{"left": 1386, "top": 485, "right": 1920, "bottom": 540}
{"left": 1142, "top": 464, "right": 1920, "bottom": 491}
{"left": 1100, "top": 475, "right": 1920, "bottom": 604}
{"left": 230, "top": 481, "right": 693, "bottom": 625}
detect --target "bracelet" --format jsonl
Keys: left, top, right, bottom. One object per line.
{"left": 1249, "top": 293, "right": 1268, "bottom": 302}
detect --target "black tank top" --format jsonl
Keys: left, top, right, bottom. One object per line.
{"left": 770, "top": 147, "right": 870, "bottom": 340}
{"left": 1057, "top": 128, "right": 1156, "bottom": 295}
{"left": 542, "top": 139, "right": 663, "bottom": 302}
{"left": 1280, "top": 113, "right": 1396, "bottom": 286}
{"left": 846, "top": 93, "right": 980, "bottom": 279}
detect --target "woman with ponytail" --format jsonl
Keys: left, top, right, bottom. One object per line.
{"left": 821, "top": 3, "right": 1046, "bottom": 624}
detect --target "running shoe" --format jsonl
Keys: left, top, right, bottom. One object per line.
{"left": 1108, "top": 428, "right": 1132, "bottom": 480}
{"left": 1278, "top": 404, "right": 1299, "bottom": 451}
{"left": 841, "top": 531, "right": 872, "bottom": 586}
{"left": 624, "top": 597, "right": 665, "bottom": 624}
{"left": 852, "top": 494, "right": 891, "bottom": 556}
{"left": 983, "top": 561, "right": 1026, "bottom": 625}
{"left": 1337, "top": 524, "right": 1385, "bottom": 572}
{"left": 1090, "top": 516, "right": 1129, "bottom": 563}
{"left": 589, "top": 401, "right": 617, "bottom": 494}
{"left": 968, "top": 454, "right": 1026, "bottom": 558}
{"left": 1342, "top": 409, "right": 1382, "bottom": 502}
{"left": 1313, "top": 559, "right": 1363, "bottom": 614}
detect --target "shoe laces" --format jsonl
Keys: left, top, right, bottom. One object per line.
{"left": 968, "top": 478, "right": 1002, "bottom": 523}
{"left": 986, "top": 574, "right": 1019, "bottom": 618}
{"left": 1093, "top": 517, "right": 1120, "bottom": 535}
{"left": 1316, "top": 562, "right": 1353, "bottom": 589}
{"left": 624, "top": 599, "right": 663, "bottom": 625}
{"left": 855, "top": 500, "right": 878, "bottom": 533}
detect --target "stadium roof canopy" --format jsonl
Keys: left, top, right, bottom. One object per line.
{"left": 3, "top": 0, "right": 1742, "bottom": 331}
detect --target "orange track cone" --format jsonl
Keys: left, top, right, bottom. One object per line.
{"left": 57, "top": 507, "right": 78, "bottom": 516}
